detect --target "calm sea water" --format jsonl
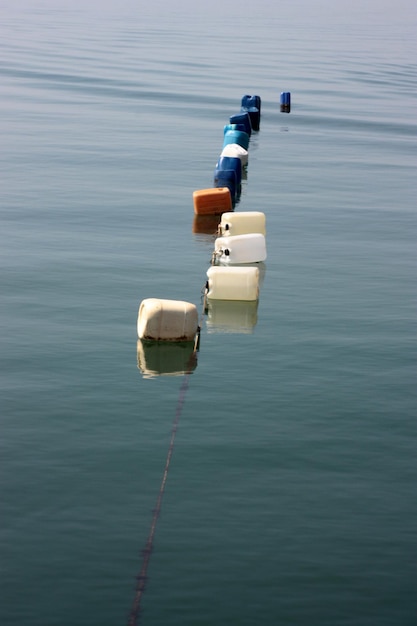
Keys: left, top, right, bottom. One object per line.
{"left": 1, "top": 1, "right": 416, "bottom": 625}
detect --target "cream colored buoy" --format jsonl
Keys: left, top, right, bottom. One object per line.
{"left": 214, "top": 233, "right": 267, "bottom": 264}
{"left": 219, "top": 211, "right": 266, "bottom": 236}
{"left": 137, "top": 298, "right": 198, "bottom": 342}
{"left": 206, "top": 266, "right": 259, "bottom": 301}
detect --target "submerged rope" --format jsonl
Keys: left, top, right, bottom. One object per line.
{"left": 128, "top": 291, "right": 207, "bottom": 626}
{"left": 128, "top": 372, "right": 190, "bottom": 625}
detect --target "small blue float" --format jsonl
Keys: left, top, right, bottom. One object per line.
{"left": 280, "top": 92, "right": 291, "bottom": 113}
{"left": 229, "top": 111, "right": 252, "bottom": 137}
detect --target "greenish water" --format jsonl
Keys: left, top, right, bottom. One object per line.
{"left": 1, "top": 1, "right": 416, "bottom": 624}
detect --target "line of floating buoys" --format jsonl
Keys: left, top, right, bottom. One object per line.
{"left": 136, "top": 94, "right": 269, "bottom": 373}
{"left": 193, "top": 93, "right": 260, "bottom": 218}
{"left": 198, "top": 95, "right": 267, "bottom": 308}
{"left": 131, "top": 95, "right": 291, "bottom": 626}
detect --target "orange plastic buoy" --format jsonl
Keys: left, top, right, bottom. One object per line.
{"left": 193, "top": 187, "right": 232, "bottom": 215}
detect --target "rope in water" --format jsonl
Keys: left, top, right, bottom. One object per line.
{"left": 128, "top": 290, "right": 207, "bottom": 626}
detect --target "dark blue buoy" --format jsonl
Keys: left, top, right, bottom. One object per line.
{"left": 229, "top": 111, "right": 252, "bottom": 137}
{"left": 215, "top": 155, "right": 242, "bottom": 185}
{"left": 223, "top": 129, "right": 250, "bottom": 151}
{"left": 241, "top": 94, "right": 261, "bottom": 130}
{"left": 213, "top": 169, "right": 237, "bottom": 202}
{"left": 241, "top": 94, "right": 261, "bottom": 114}
{"left": 280, "top": 92, "right": 291, "bottom": 113}
{"left": 241, "top": 106, "right": 260, "bottom": 131}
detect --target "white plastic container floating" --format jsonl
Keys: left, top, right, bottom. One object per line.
{"left": 206, "top": 266, "right": 259, "bottom": 301}
{"left": 220, "top": 143, "right": 249, "bottom": 166}
{"left": 137, "top": 298, "right": 198, "bottom": 342}
{"left": 137, "top": 340, "right": 197, "bottom": 378}
{"left": 214, "top": 233, "right": 267, "bottom": 264}
{"left": 219, "top": 211, "right": 266, "bottom": 236}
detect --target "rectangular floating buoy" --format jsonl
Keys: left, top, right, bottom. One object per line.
{"left": 219, "top": 211, "right": 266, "bottom": 236}
{"left": 213, "top": 169, "right": 237, "bottom": 202}
{"left": 206, "top": 266, "right": 259, "bottom": 301}
{"left": 223, "top": 129, "right": 250, "bottom": 151}
{"left": 280, "top": 91, "right": 291, "bottom": 113}
{"left": 214, "top": 233, "right": 267, "bottom": 264}
{"left": 137, "top": 298, "right": 198, "bottom": 342}
{"left": 241, "top": 94, "right": 261, "bottom": 115}
{"left": 215, "top": 155, "right": 242, "bottom": 185}
{"left": 240, "top": 105, "right": 260, "bottom": 131}
{"left": 193, "top": 187, "right": 232, "bottom": 215}
{"left": 224, "top": 123, "right": 247, "bottom": 135}
{"left": 230, "top": 111, "right": 252, "bottom": 136}
{"left": 220, "top": 143, "right": 248, "bottom": 166}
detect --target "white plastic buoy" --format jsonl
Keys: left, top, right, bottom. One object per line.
{"left": 219, "top": 211, "right": 266, "bottom": 236}
{"left": 206, "top": 266, "right": 259, "bottom": 301}
{"left": 220, "top": 143, "right": 249, "bottom": 166}
{"left": 137, "top": 298, "right": 198, "bottom": 342}
{"left": 137, "top": 340, "right": 197, "bottom": 377}
{"left": 214, "top": 233, "right": 267, "bottom": 264}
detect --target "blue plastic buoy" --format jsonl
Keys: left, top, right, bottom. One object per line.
{"left": 215, "top": 155, "right": 242, "bottom": 185}
{"left": 223, "top": 129, "right": 250, "bottom": 151}
{"left": 223, "top": 123, "right": 247, "bottom": 135}
{"left": 213, "top": 169, "right": 237, "bottom": 201}
{"left": 241, "top": 94, "right": 261, "bottom": 114}
{"left": 241, "top": 106, "right": 260, "bottom": 131}
{"left": 229, "top": 111, "right": 252, "bottom": 137}
{"left": 241, "top": 95, "right": 261, "bottom": 131}
{"left": 280, "top": 92, "right": 291, "bottom": 113}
